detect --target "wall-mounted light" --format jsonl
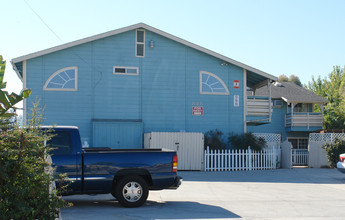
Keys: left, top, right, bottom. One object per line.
{"left": 221, "top": 61, "right": 228, "bottom": 66}
{"left": 150, "top": 40, "right": 154, "bottom": 48}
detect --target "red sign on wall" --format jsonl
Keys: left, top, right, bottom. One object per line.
{"left": 234, "top": 80, "right": 239, "bottom": 89}
{"left": 192, "top": 106, "right": 203, "bottom": 116}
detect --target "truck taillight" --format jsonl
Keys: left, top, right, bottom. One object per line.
{"left": 172, "top": 155, "right": 178, "bottom": 172}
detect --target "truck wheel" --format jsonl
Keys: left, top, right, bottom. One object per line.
{"left": 114, "top": 176, "right": 149, "bottom": 208}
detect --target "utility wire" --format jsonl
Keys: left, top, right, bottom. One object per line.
{"left": 23, "top": 0, "right": 64, "bottom": 44}
{"left": 23, "top": 0, "right": 103, "bottom": 89}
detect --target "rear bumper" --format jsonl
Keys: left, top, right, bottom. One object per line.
{"left": 337, "top": 162, "right": 345, "bottom": 173}
{"left": 168, "top": 176, "right": 183, "bottom": 189}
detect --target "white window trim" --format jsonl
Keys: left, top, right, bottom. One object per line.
{"left": 199, "top": 71, "right": 230, "bottom": 95}
{"left": 43, "top": 66, "right": 78, "bottom": 91}
{"left": 113, "top": 66, "right": 139, "bottom": 76}
{"left": 135, "top": 29, "right": 145, "bottom": 57}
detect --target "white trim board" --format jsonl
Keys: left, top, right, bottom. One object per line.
{"left": 11, "top": 23, "right": 277, "bottom": 82}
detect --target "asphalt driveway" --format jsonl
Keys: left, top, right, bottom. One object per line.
{"left": 61, "top": 168, "right": 345, "bottom": 220}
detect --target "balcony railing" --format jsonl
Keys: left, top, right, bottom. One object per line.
{"left": 246, "top": 96, "right": 272, "bottom": 124}
{"left": 285, "top": 113, "right": 323, "bottom": 129}
{"left": 247, "top": 96, "right": 271, "bottom": 116}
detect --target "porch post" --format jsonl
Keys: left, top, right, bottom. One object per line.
{"left": 320, "top": 104, "right": 324, "bottom": 128}
{"left": 268, "top": 80, "right": 271, "bottom": 123}
{"left": 291, "top": 103, "right": 294, "bottom": 128}
{"left": 243, "top": 69, "right": 247, "bottom": 133}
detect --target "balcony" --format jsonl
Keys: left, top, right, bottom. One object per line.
{"left": 246, "top": 96, "right": 272, "bottom": 125}
{"left": 285, "top": 112, "right": 323, "bottom": 132}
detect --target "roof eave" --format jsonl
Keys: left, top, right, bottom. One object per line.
{"left": 10, "top": 23, "right": 277, "bottom": 81}
{"left": 10, "top": 60, "right": 23, "bottom": 82}
{"left": 281, "top": 97, "right": 328, "bottom": 104}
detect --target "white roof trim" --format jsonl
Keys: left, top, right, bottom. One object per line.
{"left": 282, "top": 97, "right": 328, "bottom": 104}
{"left": 10, "top": 60, "right": 23, "bottom": 81}
{"left": 11, "top": 23, "right": 277, "bottom": 82}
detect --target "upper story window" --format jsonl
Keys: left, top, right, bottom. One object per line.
{"left": 273, "top": 100, "right": 283, "bottom": 107}
{"left": 135, "top": 29, "right": 145, "bottom": 57}
{"left": 288, "top": 103, "right": 312, "bottom": 112}
{"left": 199, "top": 71, "right": 229, "bottom": 95}
{"left": 43, "top": 67, "right": 77, "bottom": 91}
{"left": 113, "top": 66, "right": 139, "bottom": 75}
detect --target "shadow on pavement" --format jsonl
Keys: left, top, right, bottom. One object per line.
{"left": 179, "top": 168, "right": 345, "bottom": 184}
{"left": 61, "top": 197, "right": 240, "bottom": 219}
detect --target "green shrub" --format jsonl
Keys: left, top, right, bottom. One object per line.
{"left": 204, "top": 129, "right": 227, "bottom": 150}
{"left": 0, "top": 101, "right": 70, "bottom": 219}
{"left": 322, "top": 138, "right": 345, "bottom": 168}
{"left": 228, "top": 132, "right": 266, "bottom": 151}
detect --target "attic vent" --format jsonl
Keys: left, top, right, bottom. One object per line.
{"left": 273, "top": 82, "right": 283, "bottom": 87}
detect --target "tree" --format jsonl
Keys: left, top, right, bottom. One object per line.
{"left": 278, "top": 74, "right": 288, "bottom": 82}
{"left": 306, "top": 66, "right": 345, "bottom": 129}
{"left": 204, "top": 129, "right": 227, "bottom": 150}
{"left": 228, "top": 132, "right": 266, "bottom": 151}
{"left": 322, "top": 138, "right": 345, "bottom": 168}
{"left": 0, "top": 55, "right": 31, "bottom": 118}
{"left": 288, "top": 74, "right": 302, "bottom": 87}
{"left": 0, "top": 101, "right": 70, "bottom": 219}
{"left": 278, "top": 74, "right": 302, "bottom": 87}
{"left": 0, "top": 55, "right": 69, "bottom": 218}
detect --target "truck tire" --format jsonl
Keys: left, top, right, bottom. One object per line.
{"left": 114, "top": 176, "right": 149, "bottom": 208}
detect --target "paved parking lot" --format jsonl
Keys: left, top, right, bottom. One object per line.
{"left": 61, "top": 168, "right": 345, "bottom": 220}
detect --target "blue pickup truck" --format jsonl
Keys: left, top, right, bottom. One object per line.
{"left": 47, "top": 126, "right": 182, "bottom": 207}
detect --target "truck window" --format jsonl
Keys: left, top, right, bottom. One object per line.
{"left": 48, "top": 131, "right": 73, "bottom": 155}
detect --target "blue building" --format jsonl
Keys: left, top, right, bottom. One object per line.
{"left": 247, "top": 82, "right": 328, "bottom": 149}
{"left": 13, "top": 23, "right": 322, "bottom": 149}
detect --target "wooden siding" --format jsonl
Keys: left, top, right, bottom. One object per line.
{"left": 25, "top": 29, "right": 244, "bottom": 147}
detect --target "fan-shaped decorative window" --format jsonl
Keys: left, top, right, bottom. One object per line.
{"left": 43, "top": 67, "right": 78, "bottom": 91}
{"left": 199, "top": 71, "right": 229, "bottom": 95}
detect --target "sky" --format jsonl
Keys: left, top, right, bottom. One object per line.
{"left": 2, "top": 0, "right": 345, "bottom": 97}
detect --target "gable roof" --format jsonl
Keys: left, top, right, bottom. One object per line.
{"left": 255, "top": 82, "right": 328, "bottom": 104}
{"left": 11, "top": 23, "right": 277, "bottom": 83}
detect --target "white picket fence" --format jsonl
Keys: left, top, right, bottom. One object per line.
{"left": 292, "top": 149, "right": 309, "bottom": 166}
{"left": 204, "top": 146, "right": 281, "bottom": 171}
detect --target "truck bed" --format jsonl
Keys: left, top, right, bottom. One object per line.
{"left": 83, "top": 147, "right": 173, "bottom": 153}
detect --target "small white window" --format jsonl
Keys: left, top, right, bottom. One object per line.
{"left": 113, "top": 66, "right": 139, "bottom": 75}
{"left": 135, "top": 29, "right": 145, "bottom": 57}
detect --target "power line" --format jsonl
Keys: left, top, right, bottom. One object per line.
{"left": 22, "top": 0, "right": 103, "bottom": 89}
{"left": 23, "top": 0, "right": 64, "bottom": 43}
